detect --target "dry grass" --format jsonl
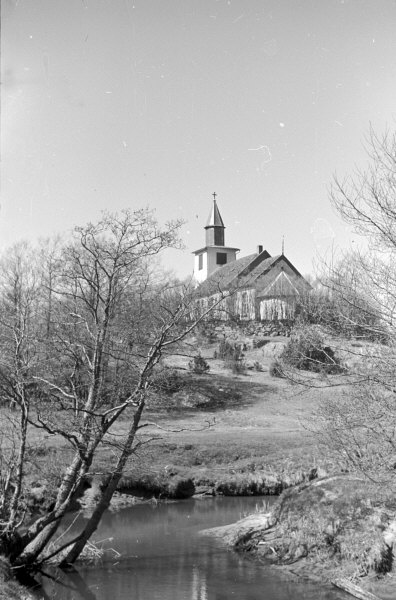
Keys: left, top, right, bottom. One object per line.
{"left": 238, "top": 476, "right": 396, "bottom": 581}
{"left": 0, "top": 557, "right": 36, "bottom": 600}
{"left": 0, "top": 579, "right": 35, "bottom": 600}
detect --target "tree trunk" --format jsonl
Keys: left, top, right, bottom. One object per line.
{"left": 13, "top": 451, "right": 86, "bottom": 565}
{"left": 60, "top": 401, "right": 145, "bottom": 566}
{"left": 5, "top": 394, "right": 28, "bottom": 532}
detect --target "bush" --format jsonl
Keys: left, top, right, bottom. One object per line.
{"left": 217, "top": 338, "right": 246, "bottom": 374}
{"left": 188, "top": 354, "right": 210, "bottom": 374}
{"left": 166, "top": 477, "right": 195, "bottom": 499}
{"left": 269, "top": 360, "right": 283, "bottom": 378}
{"left": 218, "top": 338, "right": 238, "bottom": 360}
{"left": 296, "top": 289, "right": 386, "bottom": 342}
{"left": 226, "top": 356, "right": 247, "bottom": 375}
{"left": 281, "top": 326, "right": 342, "bottom": 374}
{"left": 151, "top": 367, "right": 184, "bottom": 394}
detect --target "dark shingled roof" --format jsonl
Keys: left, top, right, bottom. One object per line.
{"left": 236, "top": 255, "right": 281, "bottom": 287}
{"left": 196, "top": 253, "right": 256, "bottom": 297}
{"left": 196, "top": 251, "right": 311, "bottom": 298}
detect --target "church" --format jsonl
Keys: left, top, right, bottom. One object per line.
{"left": 192, "top": 195, "right": 311, "bottom": 321}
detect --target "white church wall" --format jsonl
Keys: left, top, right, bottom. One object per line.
{"left": 194, "top": 252, "right": 208, "bottom": 283}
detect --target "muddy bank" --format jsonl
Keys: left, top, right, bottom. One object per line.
{"left": 193, "top": 464, "right": 320, "bottom": 497}
{"left": 202, "top": 475, "right": 396, "bottom": 599}
{"left": 25, "top": 462, "right": 323, "bottom": 520}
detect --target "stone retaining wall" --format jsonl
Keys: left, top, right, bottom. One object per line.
{"left": 197, "top": 320, "right": 292, "bottom": 343}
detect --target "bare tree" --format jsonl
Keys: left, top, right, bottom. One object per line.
{"left": 331, "top": 127, "right": 396, "bottom": 253}
{"left": 0, "top": 208, "right": 221, "bottom": 569}
{"left": 37, "top": 236, "right": 64, "bottom": 339}
{"left": 0, "top": 242, "right": 42, "bottom": 540}
{"left": 283, "top": 128, "right": 396, "bottom": 481}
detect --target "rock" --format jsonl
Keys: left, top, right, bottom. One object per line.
{"left": 292, "top": 543, "right": 308, "bottom": 561}
{"left": 383, "top": 519, "right": 396, "bottom": 548}
{"left": 201, "top": 512, "right": 275, "bottom": 546}
{"left": 262, "top": 342, "right": 287, "bottom": 358}
{"left": 109, "top": 492, "right": 139, "bottom": 511}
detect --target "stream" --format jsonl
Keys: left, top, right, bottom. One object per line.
{"left": 37, "top": 496, "right": 347, "bottom": 600}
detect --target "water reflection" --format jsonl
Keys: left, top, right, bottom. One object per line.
{"left": 37, "top": 497, "right": 346, "bottom": 600}
{"left": 37, "top": 569, "right": 98, "bottom": 600}
{"left": 192, "top": 566, "right": 207, "bottom": 600}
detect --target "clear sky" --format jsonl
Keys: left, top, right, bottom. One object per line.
{"left": 2, "top": 0, "right": 396, "bottom": 277}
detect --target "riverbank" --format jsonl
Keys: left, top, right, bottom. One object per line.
{"left": 0, "top": 557, "right": 35, "bottom": 600}
{"left": 202, "top": 474, "right": 396, "bottom": 600}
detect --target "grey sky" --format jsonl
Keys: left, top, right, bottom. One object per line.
{"left": 2, "top": 0, "right": 396, "bottom": 276}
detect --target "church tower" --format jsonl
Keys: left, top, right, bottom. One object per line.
{"left": 193, "top": 193, "right": 239, "bottom": 283}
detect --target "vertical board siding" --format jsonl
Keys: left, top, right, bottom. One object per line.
{"left": 193, "top": 290, "right": 299, "bottom": 322}
{"left": 235, "top": 289, "right": 256, "bottom": 320}
{"left": 192, "top": 293, "right": 229, "bottom": 320}
{"left": 260, "top": 297, "right": 295, "bottom": 321}
{"left": 208, "top": 293, "right": 228, "bottom": 320}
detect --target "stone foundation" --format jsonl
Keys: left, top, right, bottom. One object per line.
{"left": 197, "top": 320, "right": 292, "bottom": 344}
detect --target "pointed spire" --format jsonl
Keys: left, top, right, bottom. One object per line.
{"left": 204, "top": 193, "right": 225, "bottom": 246}
{"left": 206, "top": 193, "right": 225, "bottom": 228}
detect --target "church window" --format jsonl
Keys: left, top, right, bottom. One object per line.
{"left": 216, "top": 252, "right": 227, "bottom": 265}
{"left": 198, "top": 254, "right": 203, "bottom": 270}
{"left": 214, "top": 228, "right": 224, "bottom": 246}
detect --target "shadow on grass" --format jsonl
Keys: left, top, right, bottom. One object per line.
{"left": 146, "top": 372, "right": 278, "bottom": 416}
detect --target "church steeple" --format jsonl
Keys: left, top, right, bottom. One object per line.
{"left": 193, "top": 193, "right": 239, "bottom": 284}
{"left": 205, "top": 192, "right": 225, "bottom": 246}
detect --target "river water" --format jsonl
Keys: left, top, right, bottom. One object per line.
{"left": 38, "top": 496, "right": 346, "bottom": 600}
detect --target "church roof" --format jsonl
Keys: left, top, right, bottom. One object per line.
{"left": 193, "top": 245, "right": 240, "bottom": 255}
{"left": 196, "top": 252, "right": 273, "bottom": 296}
{"left": 196, "top": 251, "right": 310, "bottom": 297}
{"left": 236, "top": 255, "right": 281, "bottom": 288}
{"left": 205, "top": 199, "right": 225, "bottom": 228}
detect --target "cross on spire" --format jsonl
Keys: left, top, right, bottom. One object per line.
{"left": 212, "top": 192, "right": 217, "bottom": 202}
